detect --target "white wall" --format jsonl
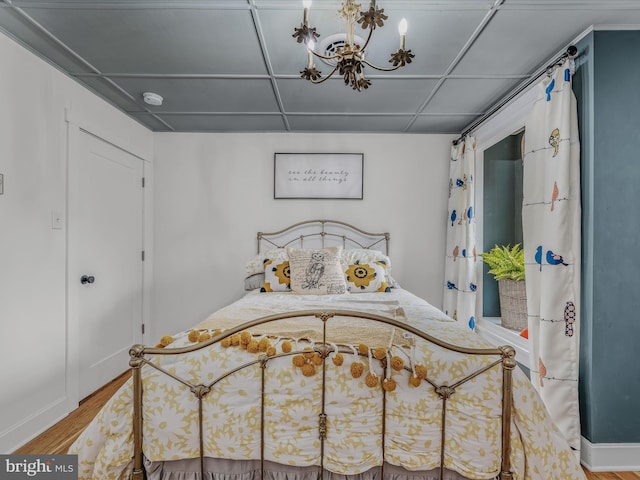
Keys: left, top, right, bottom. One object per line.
{"left": 151, "top": 133, "right": 454, "bottom": 341}
{"left": 0, "top": 33, "right": 153, "bottom": 452}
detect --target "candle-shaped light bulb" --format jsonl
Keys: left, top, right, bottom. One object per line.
{"left": 307, "top": 39, "right": 315, "bottom": 68}
{"left": 303, "top": 0, "right": 312, "bottom": 25}
{"left": 398, "top": 18, "right": 407, "bottom": 49}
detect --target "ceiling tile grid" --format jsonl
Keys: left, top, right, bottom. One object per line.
{"left": 1, "top": 0, "right": 640, "bottom": 133}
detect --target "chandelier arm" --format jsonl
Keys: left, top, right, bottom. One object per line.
{"left": 358, "top": 26, "right": 375, "bottom": 53}
{"left": 311, "top": 50, "right": 342, "bottom": 62}
{"left": 360, "top": 59, "right": 402, "bottom": 72}
{"left": 309, "top": 64, "right": 341, "bottom": 84}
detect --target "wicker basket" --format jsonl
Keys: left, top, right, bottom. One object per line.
{"left": 498, "top": 279, "right": 527, "bottom": 331}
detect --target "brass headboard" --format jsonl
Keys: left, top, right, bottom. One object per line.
{"left": 257, "top": 219, "right": 389, "bottom": 255}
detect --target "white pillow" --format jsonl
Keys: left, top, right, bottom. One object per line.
{"left": 287, "top": 246, "right": 347, "bottom": 295}
{"left": 245, "top": 249, "right": 288, "bottom": 277}
{"left": 341, "top": 248, "right": 391, "bottom": 270}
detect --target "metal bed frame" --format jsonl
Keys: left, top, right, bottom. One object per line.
{"left": 128, "top": 220, "right": 515, "bottom": 480}
{"left": 257, "top": 219, "right": 390, "bottom": 254}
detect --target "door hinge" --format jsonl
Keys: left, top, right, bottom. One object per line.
{"left": 142, "top": 177, "right": 145, "bottom": 188}
{"left": 141, "top": 324, "right": 145, "bottom": 335}
{"left": 141, "top": 250, "right": 145, "bottom": 261}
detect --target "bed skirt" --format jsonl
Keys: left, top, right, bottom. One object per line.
{"left": 144, "top": 458, "right": 479, "bottom": 480}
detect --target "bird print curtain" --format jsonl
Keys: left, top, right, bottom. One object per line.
{"left": 443, "top": 136, "right": 477, "bottom": 330}
{"left": 522, "top": 58, "right": 581, "bottom": 453}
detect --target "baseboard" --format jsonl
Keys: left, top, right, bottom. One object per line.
{"left": 0, "top": 396, "right": 74, "bottom": 453}
{"left": 581, "top": 436, "right": 640, "bottom": 471}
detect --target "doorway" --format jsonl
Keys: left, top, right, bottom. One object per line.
{"left": 69, "top": 130, "right": 144, "bottom": 399}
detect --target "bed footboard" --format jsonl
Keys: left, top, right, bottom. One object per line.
{"left": 129, "top": 310, "right": 516, "bottom": 480}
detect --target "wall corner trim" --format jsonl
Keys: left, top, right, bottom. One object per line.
{"left": 580, "top": 436, "right": 640, "bottom": 472}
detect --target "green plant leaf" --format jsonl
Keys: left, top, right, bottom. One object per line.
{"left": 479, "top": 244, "right": 525, "bottom": 281}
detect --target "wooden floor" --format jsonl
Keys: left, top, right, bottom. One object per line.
{"left": 13, "top": 370, "right": 131, "bottom": 456}
{"left": 12, "top": 371, "right": 640, "bottom": 480}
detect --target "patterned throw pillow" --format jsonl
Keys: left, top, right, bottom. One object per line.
{"left": 344, "top": 261, "right": 391, "bottom": 293}
{"left": 261, "top": 257, "right": 290, "bottom": 292}
{"left": 287, "top": 246, "right": 347, "bottom": 295}
{"left": 341, "top": 249, "right": 394, "bottom": 289}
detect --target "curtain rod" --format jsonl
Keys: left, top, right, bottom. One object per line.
{"left": 452, "top": 45, "right": 578, "bottom": 146}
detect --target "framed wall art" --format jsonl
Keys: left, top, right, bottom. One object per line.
{"left": 274, "top": 153, "right": 363, "bottom": 199}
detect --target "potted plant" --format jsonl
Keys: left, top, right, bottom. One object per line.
{"left": 479, "top": 244, "right": 527, "bottom": 331}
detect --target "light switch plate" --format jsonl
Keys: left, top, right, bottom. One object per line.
{"left": 52, "top": 211, "right": 63, "bottom": 230}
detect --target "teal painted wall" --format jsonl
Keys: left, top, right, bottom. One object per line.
{"left": 575, "top": 30, "right": 640, "bottom": 443}
{"left": 482, "top": 134, "right": 524, "bottom": 317}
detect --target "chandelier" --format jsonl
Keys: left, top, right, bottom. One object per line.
{"left": 292, "top": 0, "right": 414, "bottom": 91}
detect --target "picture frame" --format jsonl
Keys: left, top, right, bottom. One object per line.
{"left": 274, "top": 153, "right": 364, "bottom": 199}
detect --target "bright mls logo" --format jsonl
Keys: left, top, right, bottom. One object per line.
{"left": 1, "top": 455, "right": 77, "bottom": 479}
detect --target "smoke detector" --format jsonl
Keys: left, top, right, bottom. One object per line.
{"left": 315, "top": 33, "right": 366, "bottom": 66}
{"left": 142, "top": 92, "right": 163, "bottom": 106}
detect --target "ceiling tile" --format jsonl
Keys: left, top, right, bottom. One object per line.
{"left": 287, "top": 114, "right": 414, "bottom": 133}
{"left": 408, "top": 114, "right": 478, "bottom": 134}
{"left": 423, "top": 77, "right": 520, "bottom": 115}
{"left": 277, "top": 78, "right": 438, "bottom": 114}
{"left": 453, "top": 6, "right": 640, "bottom": 76}
{"left": 255, "top": 7, "right": 313, "bottom": 77}
{"left": 0, "top": 6, "right": 94, "bottom": 73}
{"left": 154, "top": 114, "right": 287, "bottom": 132}
{"left": 21, "top": 6, "right": 267, "bottom": 75}
{"left": 352, "top": 6, "right": 489, "bottom": 76}
{"left": 110, "top": 77, "right": 281, "bottom": 113}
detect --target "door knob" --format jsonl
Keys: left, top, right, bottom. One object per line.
{"left": 81, "top": 275, "right": 95, "bottom": 285}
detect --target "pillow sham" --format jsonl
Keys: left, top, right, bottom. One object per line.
{"left": 341, "top": 248, "right": 391, "bottom": 270}
{"left": 344, "top": 260, "right": 391, "bottom": 293}
{"left": 287, "top": 246, "right": 347, "bottom": 295}
{"left": 245, "top": 249, "right": 287, "bottom": 277}
{"left": 261, "top": 257, "right": 291, "bottom": 292}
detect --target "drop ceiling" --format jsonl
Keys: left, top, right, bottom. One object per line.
{"left": 1, "top": 0, "right": 640, "bottom": 133}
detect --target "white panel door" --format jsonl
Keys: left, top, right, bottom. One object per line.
{"left": 74, "top": 131, "right": 144, "bottom": 399}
